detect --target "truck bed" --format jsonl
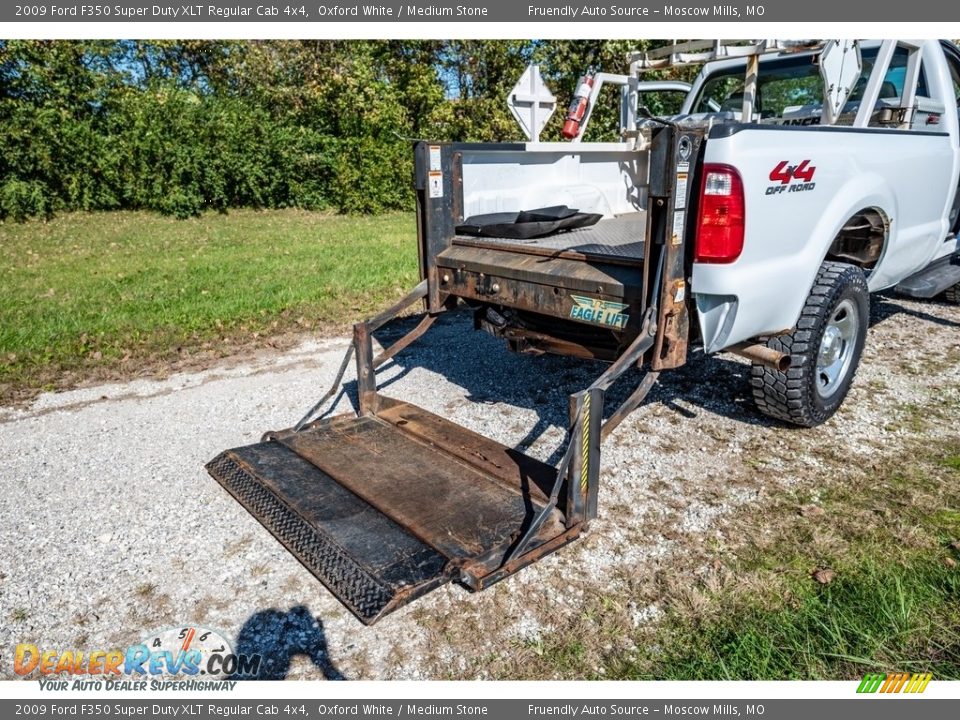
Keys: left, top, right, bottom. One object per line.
{"left": 452, "top": 213, "right": 646, "bottom": 266}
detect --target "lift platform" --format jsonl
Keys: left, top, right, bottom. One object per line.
{"left": 207, "top": 124, "right": 702, "bottom": 624}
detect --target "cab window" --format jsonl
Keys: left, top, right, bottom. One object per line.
{"left": 692, "top": 55, "right": 822, "bottom": 119}
{"left": 691, "top": 45, "right": 930, "bottom": 126}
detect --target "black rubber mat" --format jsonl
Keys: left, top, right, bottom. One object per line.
{"left": 453, "top": 214, "right": 646, "bottom": 261}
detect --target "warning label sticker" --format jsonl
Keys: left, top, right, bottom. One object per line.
{"left": 429, "top": 145, "right": 442, "bottom": 172}
{"left": 672, "top": 210, "right": 685, "bottom": 245}
{"left": 675, "top": 172, "right": 689, "bottom": 209}
{"left": 428, "top": 171, "right": 443, "bottom": 199}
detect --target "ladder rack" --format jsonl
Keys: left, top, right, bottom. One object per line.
{"left": 629, "top": 39, "right": 824, "bottom": 72}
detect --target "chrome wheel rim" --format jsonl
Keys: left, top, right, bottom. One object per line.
{"left": 815, "top": 298, "right": 858, "bottom": 399}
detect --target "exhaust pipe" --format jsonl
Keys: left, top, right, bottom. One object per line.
{"left": 728, "top": 342, "right": 791, "bottom": 372}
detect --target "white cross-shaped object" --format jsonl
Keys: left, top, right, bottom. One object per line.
{"left": 819, "top": 39, "right": 862, "bottom": 125}
{"left": 507, "top": 65, "right": 557, "bottom": 143}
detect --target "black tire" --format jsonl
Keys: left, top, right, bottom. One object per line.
{"left": 751, "top": 262, "right": 869, "bottom": 427}
{"left": 944, "top": 283, "right": 960, "bottom": 304}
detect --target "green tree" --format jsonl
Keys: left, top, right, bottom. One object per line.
{"left": 0, "top": 39, "right": 694, "bottom": 221}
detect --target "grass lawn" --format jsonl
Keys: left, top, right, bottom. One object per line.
{"left": 0, "top": 209, "right": 418, "bottom": 399}
{"left": 502, "top": 433, "right": 960, "bottom": 681}
{"left": 612, "top": 437, "right": 960, "bottom": 680}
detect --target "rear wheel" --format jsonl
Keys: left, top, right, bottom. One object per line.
{"left": 751, "top": 262, "right": 869, "bottom": 427}
{"left": 944, "top": 283, "right": 960, "bottom": 304}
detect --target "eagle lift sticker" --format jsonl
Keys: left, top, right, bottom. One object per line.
{"left": 766, "top": 159, "right": 817, "bottom": 195}
{"left": 569, "top": 295, "right": 629, "bottom": 329}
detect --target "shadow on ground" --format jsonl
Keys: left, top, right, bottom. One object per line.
{"left": 871, "top": 291, "right": 960, "bottom": 329}
{"left": 330, "top": 306, "right": 776, "bottom": 457}
{"left": 297, "top": 292, "right": 957, "bottom": 461}
{"left": 230, "top": 605, "right": 346, "bottom": 680}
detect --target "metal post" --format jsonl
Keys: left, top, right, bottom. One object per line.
{"left": 742, "top": 53, "right": 760, "bottom": 121}
{"left": 565, "top": 387, "right": 603, "bottom": 525}
{"left": 900, "top": 43, "right": 924, "bottom": 129}
{"left": 854, "top": 40, "right": 897, "bottom": 128}
{"left": 354, "top": 322, "right": 378, "bottom": 416}
{"left": 583, "top": 387, "right": 603, "bottom": 522}
{"left": 565, "top": 392, "right": 587, "bottom": 525}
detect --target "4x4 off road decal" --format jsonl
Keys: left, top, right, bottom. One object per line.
{"left": 569, "top": 295, "right": 629, "bottom": 329}
{"left": 766, "top": 160, "right": 817, "bottom": 195}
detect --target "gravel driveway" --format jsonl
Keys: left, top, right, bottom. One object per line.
{"left": 1, "top": 295, "right": 958, "bottom": 680}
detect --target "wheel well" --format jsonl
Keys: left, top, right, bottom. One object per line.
{"left": 824, "top": 208, "right": 889, "bottom": 273}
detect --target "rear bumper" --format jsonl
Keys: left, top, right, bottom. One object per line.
{"left": 695, "top": 293, "right": 740, "bottom": 353}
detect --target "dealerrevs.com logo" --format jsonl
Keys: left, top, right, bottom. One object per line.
{"left": 14, "top": 625, "right": 261, "bottom": 690}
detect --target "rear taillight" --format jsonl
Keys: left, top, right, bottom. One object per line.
{"left": 695, "top": 164, "right": 745, "bottom": 264}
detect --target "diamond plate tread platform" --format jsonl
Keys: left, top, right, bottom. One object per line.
{"left": 453, "top": 214, "right": 646, "bottom": 262}
{"left": 206, "top": 443, "right": 450, "bottom": 625}
{"left": 207, "top": 399, "right": 574, "bottom": 622}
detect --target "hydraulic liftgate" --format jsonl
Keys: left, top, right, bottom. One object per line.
{"left": 206, "top": 126, "right": 704, "bottom": 624}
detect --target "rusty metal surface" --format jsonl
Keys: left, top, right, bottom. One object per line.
{"left": 501, "top": 326, "right": 619, "bottom": 361}
{"left": 650, "top": 127, "right": 704, "bottom": 371}
{"left": 354, "top": 322, "right": 378, "bottom": 416}
{"left": 210, "top": 393, "right": 582, "bottom": 622}
{"left": 469, "top": 525, "right": 584, "bottom": 591}
{"left": 414, "top": 143, "right": 458, "bottom": 313}
{"left": 650, "top": 293, "right": 690, "bottom": 372}
{"left": 376, "top": 396, "right": 556, "bottom": 504}
{"left": 436, "top": 247, "right": 647, "bottom": 346}
{"left": 728, "top": 342, "right": 791, "bottom": 371}
{"left": 453, "top": 214, "right": 647, "bottom": 265}
{"left": 476, "top": 305, "right": 633, "bottom": 361}
{"left": 437, "top": 244, "right": 645, "bottom": 296}
{"left": 278, "top": 413, "right": 554, "bottom": 562}
{"left": 206, "top": 443, "right": 450, "bottom": 625}
{"left": 443, "top": 266, "right": 643, "bottom": 331}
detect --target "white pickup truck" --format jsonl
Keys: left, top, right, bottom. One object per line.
{"left": 207, "top": 40, "right": 960, "bottom": 624}
{"left": 431, "top": 38, "right": 960, "bottom": 427}
{"left": 674, "top": 39, "right": 960, "bottom": 425}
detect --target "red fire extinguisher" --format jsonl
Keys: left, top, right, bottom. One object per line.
{"left": 562, "top": 68, "right": 597, "bottom": 140}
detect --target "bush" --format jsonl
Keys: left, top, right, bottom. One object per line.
{"left": 0, "top": 179, "right": 52, "bottom": 221}
{"left": 0, "top": 39, "right": 544, "bottom": 220}
{"left": 327, "top": 136, "right": 412, "bottom": 214}
{"left": 0, "top": 83, "right": 404, "bottom": 220}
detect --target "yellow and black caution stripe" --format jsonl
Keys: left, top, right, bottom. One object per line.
{"left": 580, "top": 394, "right": 591, "bottom": 496}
